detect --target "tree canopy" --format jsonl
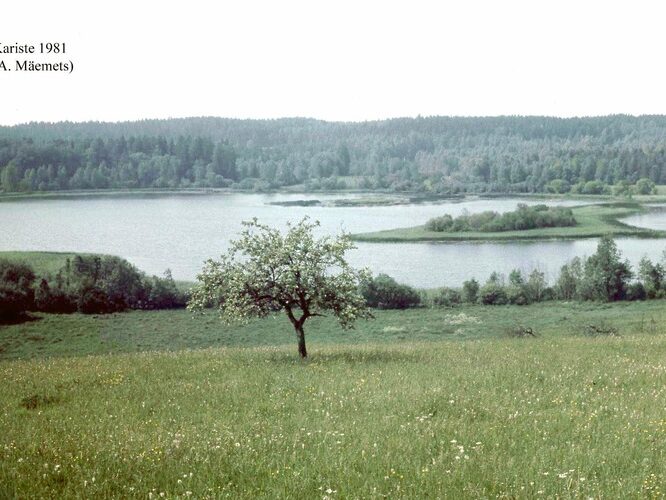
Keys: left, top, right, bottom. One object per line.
{"left": 425, "top": 204, "right": 576, "bottom": 232}
{"left": 188, "top": 218, "right": 371, "bottom": 357}
{"left": 1, "top": 115, "right": 666, "bottom": 194}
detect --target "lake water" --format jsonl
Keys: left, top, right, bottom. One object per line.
{"left": 2, "top": 193, "right": 665, "bottom": 288}
{"left": 621, "top": 205, "right": 666, "bottom": 231}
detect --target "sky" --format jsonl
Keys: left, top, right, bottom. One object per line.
{"left": 2, "top": 0, "right": 665, "bottom": 125}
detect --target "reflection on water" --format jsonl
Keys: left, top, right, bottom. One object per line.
{"left": 354, "top": 238, "right": 666, "bottom": 288}
{"left": 1, "top": 193, "right": 664, "bottom": 287}
{"left": 621, "top": 205, "right": 666, "bottom": 232}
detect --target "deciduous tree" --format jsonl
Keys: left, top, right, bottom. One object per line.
{"left": 188, "top": 218, "right": 371, "bottom": 358}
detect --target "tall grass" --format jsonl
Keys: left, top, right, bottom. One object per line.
{"left": 2, "top": 332, "right": 666, "bottom": 498}
{"left": 2, "top": 301, "right": 665, "bottom": 360}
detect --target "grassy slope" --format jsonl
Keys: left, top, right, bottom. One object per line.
{"left": 0, "top": 251, "right": 194, "bottom": 291}
{"left": 1, "top": 301, "right": 666, "bottom": 497}
{"left": 1, "top": 300, "right": 665, "bottom": 361}
{"left": 353, "top": 203, "right": 666, "bottom": 242}
{"left": 0, "top": 251, "right": 80, "bottom": 276}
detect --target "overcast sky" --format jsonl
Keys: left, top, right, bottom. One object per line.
{"left": 2, "top": 0, "right": 665, "bottom": 125}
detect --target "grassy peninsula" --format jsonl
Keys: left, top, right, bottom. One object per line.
{"left": 353, "top": 203, "right": 666, "bottom": 242}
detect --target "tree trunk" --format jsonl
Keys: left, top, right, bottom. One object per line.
{"left": 296, "top": 324, "right": 307, "bottom": 358}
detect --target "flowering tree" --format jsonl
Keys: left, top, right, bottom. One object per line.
{"left": 188, "top": 217, "right": 371, "bottom": 358}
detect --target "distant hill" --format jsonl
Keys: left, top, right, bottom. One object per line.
{"left": 1, "top": 115, "right": 665, "bottom": 194}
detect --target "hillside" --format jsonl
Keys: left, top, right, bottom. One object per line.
{"left": 1, "top": 115, "right": 665, "bottom": 194}
{"left": 1, "top": 302, "right": 666, "bottom": 497}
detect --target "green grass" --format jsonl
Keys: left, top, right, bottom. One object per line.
{"left": 1, "top": 300, "right": 665, "bottom": 361}
{"left": 353, "top": 202, "right": 666, "bottom": 242}
{"left": 0, "top": 251, "right": 81, "bottom": 276}
{"left": 0, "top": 251, "right": 194, "bottom": 291}
{"left": 2, "top": 301, "right": 666, "bottom": 497}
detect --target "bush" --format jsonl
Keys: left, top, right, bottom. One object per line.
{"left": 461, "top": 279, "right": 480, "bottom": 303}
{"left": 34, "top": 279, "right": 76, "bottom": 313}
{"left": 580, "top": 236, "right": 632, "bottom": 301}
{"left": 424, "top": 204, "right": 576, "bottom": 233}
{"left": 580, "top": 180, "right": 608, "bottom": 195}
{"left": 145, "top": 270, "right": 188, "bottom": 309}
{"left": 57, "top": 255, "right": 187, "bottom": 313}
{"left": 524, "top": 269, "right": 547, "bottom": 302}
{"left": 506, "top": 285, "right": 528, "bottom": 305}
{"left": 361, "top": 274, "right": 421, "bottom": 309}
{"left": 425, "top": 215, "right": 453, "bottom": 232}
{"left": 432, "top": 287, "right": 462, "bottom": 307}
{"left": 0, "top": 260, "right": 35, "bottom": 284}
{"left": 545, "top": 179, "right": 571, "bottom": 194}
{"left": 77, "top": 285, "right": 115, "bottom": 314}
{"left": 478, "top": 283, "right": 508, "bottom": 305}
{"left": 626, "top": 282, "right": 647, "bottom": 301}
{"left": 540, "top": 287, "right": 556, "bottom": 302}
{"left": 635, "top": 178, "right": 656, "bottom": 195}
{"left": 0, "top": 284, "right": 34, "bottom": 321}
{"left": 0, "top": 260, "right": 35, "bottom": 320}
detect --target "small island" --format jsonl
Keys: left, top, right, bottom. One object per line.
{"left": 352, "top": 203, "right": 666, "bottom": 242}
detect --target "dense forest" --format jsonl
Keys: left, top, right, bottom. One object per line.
{"left": 1, "top": 115, "right": 665, "bottom": 194}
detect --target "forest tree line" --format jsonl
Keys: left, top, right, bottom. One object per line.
{"left": 1, "top": 115, "right": 666, "bottom": 194}
{"left": 2, "top": 236, "right": 664, "bottom": 321}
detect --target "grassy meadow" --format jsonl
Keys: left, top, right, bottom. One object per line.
{"left": 2, "top": 301, "right": 666, "bottom": 497}
{"left": 353, "top": 203, "right": 666, "bottom": 242}
{"left": 1, "top": 301, "right": 665, "bottom": 360}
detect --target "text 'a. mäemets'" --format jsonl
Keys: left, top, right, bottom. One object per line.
{"left": 0, "top": 60, "right": 74, "bottom": 73}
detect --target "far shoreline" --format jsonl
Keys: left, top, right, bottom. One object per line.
{"left": 0, "top": 186, "right": 654, "bottom": 205}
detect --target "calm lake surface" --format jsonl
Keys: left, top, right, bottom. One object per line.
{"left": 2, "top": 193, "right": 665, "bottom": 288}
{"left": 621, "top": 205, "right": 666, "bottom": 231}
